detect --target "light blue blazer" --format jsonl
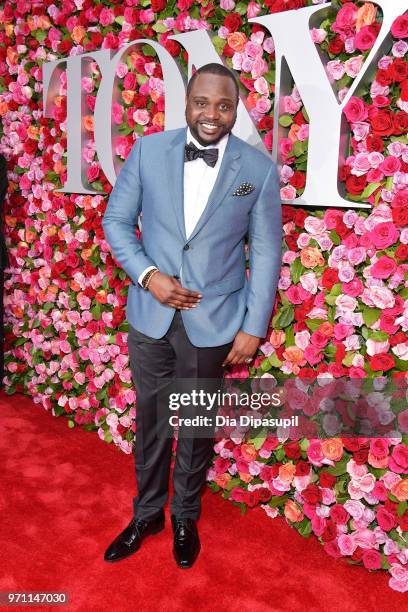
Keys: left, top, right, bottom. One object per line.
{"left": 102, "top": 127, "right": 282, "bottom": 347}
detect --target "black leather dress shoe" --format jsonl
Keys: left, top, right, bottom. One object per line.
{"left": 171, "top": 515, "right": 201, "bottom": 569}
{"left": 104, "top": 512, "right": 165, "bottom": 562}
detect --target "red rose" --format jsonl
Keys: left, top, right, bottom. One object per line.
{"left": 330, "top": 504, "right": 349, "bottom": 525}
{"left": 284, "top": 440, "right": 301, "bottom": 459}
{"left": 401, "top": 79, "right": 408, "bottom": 102}
{"left": 353, "top": 448, "right": 369, "bottom": 464}
{"left": 289, "top": 171, "right": 306, "bottom": 191}
{"left": 392, "top": 205, "right": 408, "bottom": 227}
{"left": 362, "top": 550, "right": 382, "bottom": 570}
{"left": 258, "top": 487, "right": 272, "bottom": 502}
{"left": 370, "top": 109, "right": 395, "bottom": 136}
{"left": 366, "top": 134, "right": 385, "bottom": 152}
{"left": 399, "top": 511, "right": 408, "bottom": 532}
{"left": 301, "top": 483, "right": 322, "bottom": 505}
{"left": 257, "top": 115, "right": 274, "bottom": 131}
{"left": 376, "top": 68, "right": 393, "bottom": 87}
{"left": 293, "top": 209, "right": 308, "bottom": 228}
{"left": 321, "top": 268, "right": 339, "bottom": 290}
{"left": 346, "top": 174, "right": 367, "bottom": 194}
{"left": 321, "top": 520, "right": 337, "bottom": 542}
{"left": 390, "top": 58, "right": 408, "bottom": 82}
{"left": 151, "top": 0, "right": 166, "bottom": 11}
{"left": 370, "top": 353, "right": 395, "bottom": 372}
{"left": 328, "top": 36, "right": 344, "bottom": 55}
{"left": 393, "top": 111, "right": 408, "bottom": 135}
{"left": 351, "top": 546, "right": 364, "bottom": 563}
{"left": 320, "top": 471, "right": 336, "bottom": 488}
{"left": 342, "top": 437, "right": 362, "bottom": 452}
{"left": 295, "top": 460, "right": 310, "bottom": 476}
{"left": 224, "top": 12, "right": 242, "bottom": 32}
{"left": 395, "top": 243, "right": 408, "bottom": 261}
{"left": 355, "top": 25, "right": 379, "bottom": 52}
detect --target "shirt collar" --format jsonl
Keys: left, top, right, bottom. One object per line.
{"left": 186, "top": 127, "right": 229, "bottom": 158}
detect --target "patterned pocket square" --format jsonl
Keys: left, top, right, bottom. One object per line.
{"left": 233, "top": 182, "right": 255, "bottom": 196}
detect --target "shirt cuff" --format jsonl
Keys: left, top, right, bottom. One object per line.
{"left": 138, "top": 265, "right": 157, "bottom": 287}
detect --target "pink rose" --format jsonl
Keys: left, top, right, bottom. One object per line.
{"left": 355, "top": 25, "right": 378, "bottom": 51}
{"left": 372, "top": 481, "right": 388, "bottom": 501}
{"left": 342, "top": 277, "right": 363, "bottom": 298}
{"left": 369, "top": 438, "right": 390, "bottom": 459}
{"left": 371, "top": 222, "right": 399, "bottom": 249}
{"left": 307, "top": 440, "right": 325, "bottom": 467}
{"left": 379, "top": 156, "right": 401, "bottom": 176}
{"left": 99, "top": 7, "right": 115, "bottom": 27}
{"left": 391, "top": 15, "right": 408, "bottom": 39}
{"left": 371, "top": 255, "right": 398, "bottom": 279}
{"left": 363, "top": 549, "right": 382, "bottom": 570}
{"left": 338, "top": 534, "right": 357, "bottom": 556}
{"left": 389, "top": 445, "right": 408, "bottom": 474}
{"left": 344, "top": 96, "right": 368, "bottom": 123}
{"left": 353, "top": 528, "right": 377, "bottom": 549}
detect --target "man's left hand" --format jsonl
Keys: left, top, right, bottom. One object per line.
{"left": 222, "top": 331, "right": 260, "bottom": 367}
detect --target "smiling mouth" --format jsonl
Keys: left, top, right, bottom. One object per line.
{"left": 200, "top": 122, "right": 221, "bottom": 131}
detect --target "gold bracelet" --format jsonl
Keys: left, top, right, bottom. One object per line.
{"left": 143, "top": 268, "right": 159, "bottom": 290}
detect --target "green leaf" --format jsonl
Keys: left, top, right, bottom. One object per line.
{"left": 142, "top": 44, "right": 157, "bottom": 57}
{"left": 268, "top": 352, "right": 282, "bottom": 368}
{"left": 330, "top": 230, "right": 341, "bottom": 245}
{"left": 327, "top": 458, "right": 348, "bottom": 476}
{"left": 305, "top": 319, "right": 325, "bottom": 331}
{"left": 152, "top": 23, "right": 168, "bottom": 33}
{"left": 235, "top": 2, "right": 248, "bottom": 15}
{"left": 269, "top": 494, "right": 289, "bottom": 508}
{"left": 297, "top": 517, "right": 312, "bottom": 537}
{"left": 397, "top": 501, "right": 407, "bottom": 517}
{"left": 368, "top": 330, "right": 389, "bottom": 342}
{"left": 360, "top": 182, "right": 382, "bottom": 198}
{"left": 362, "top": 306, "right": 381, "bottom": 326}
{"left": 279, "top": 114, "right": 293, "bottom": 128}
{"left": 291, "top": 258, "right": 304, "bottom": 284}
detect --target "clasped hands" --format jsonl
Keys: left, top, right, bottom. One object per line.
{"left": 147, "top": 271, "right": 260, "bottom": 367}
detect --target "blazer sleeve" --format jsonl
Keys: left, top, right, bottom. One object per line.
{"left": 101, "top": 137, "right": 156, "bottom": 285}
{"left": 240, "top": 162, "right": 282, "bottom": 338}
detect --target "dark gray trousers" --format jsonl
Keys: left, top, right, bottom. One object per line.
{"left": 127, "top": 310, "right": 233, "bottom": 521}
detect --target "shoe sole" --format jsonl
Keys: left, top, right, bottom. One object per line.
{"left": 104, "top": 522, "right": 165, "bottom": 563}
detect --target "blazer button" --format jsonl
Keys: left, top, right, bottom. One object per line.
{"left": 183, "top": 244, "right": 190, "bottom": 251}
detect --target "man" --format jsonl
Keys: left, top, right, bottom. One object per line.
{"left": 0, "top": 153, "right": 9, "bottom": 387}
{"left": 102, "top": 63, "right": 282, "bottom": 568}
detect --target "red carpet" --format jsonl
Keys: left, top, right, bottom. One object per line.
{"left": 0, "top": 391, "right": 405, "bottom": 612}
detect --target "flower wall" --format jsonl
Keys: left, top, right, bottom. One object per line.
{"left": 0, "top": 0, "right": 407, "bottom": 593}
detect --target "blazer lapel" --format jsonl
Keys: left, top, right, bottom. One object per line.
{"left": 187, "top": 134, "right": 242, "bottom": 242}
{"left": 166, "top": 128, "right": 187, "bottom": 241}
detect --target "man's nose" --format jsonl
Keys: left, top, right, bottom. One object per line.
{"left": 203, "top": 105, "right": 220, "bottom": 121}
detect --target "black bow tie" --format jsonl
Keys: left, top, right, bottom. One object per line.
{"left": 184, "top": 141, "right": 219, "bottom": 167}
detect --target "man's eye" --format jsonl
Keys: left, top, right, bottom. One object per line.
{"left": 220, "top": 104, "right": 231, "bottom": 111}
{"left": 196, "top": 101, "right": 205, "bottom": 107}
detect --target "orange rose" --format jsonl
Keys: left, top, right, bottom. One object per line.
{"left": 0, "top": 101, "right": 9, "bottom": 116}
{"left": 284, "top": 500, "right": 304, "bottom": 522}
{"left": 279, "top": 461, "right": 296, "bottom": 483}
{"left": 282, "top": 346, "right": 305, "bottom": 365}
{"left": 239, "top": 472, "right": 253, "bottom": 484}
{"left": 391, "top": 478, "right": 408, "bottom": 502}
{"left": 300, "top": 246, "right": 325, "bottom": 268}
{"left": 72, "top": 25, "right": 86, "bottom": 44}
{"left": 122, "top": 90, "right": 134, "bottom": 105}
{"left": 83, "top": 115, "right": 94, "bottom": 132}
{"left": 241, "top": 443, "right": 258, "bottom": 462}
{"left": 356, "top": 3, "right": 377, "bottom": 32}
{"left": 27, "top": 125, "right": 39, "bottom": 139}
{"left": 288, "top": 123, "right": 300, "bottom": 143}
{"left": 246, "top": 91, "right": 260, "bottom": 110}
{"left": 152, "top": 112, "right": 164, "bottom": 128}
{"left": 215, "top": 473, "right": 231, "bottom": 489}
{"left": 319, "top": 322, "right": 334, "bottom": 337}
{"left": 269, "top": 329, "right": 285, "bottom": 348}
{"left": 227, "top": 32, "right": 247, "bottom": 52}
{"left": 321, "top": 439, "right": 343, "bottom": 462}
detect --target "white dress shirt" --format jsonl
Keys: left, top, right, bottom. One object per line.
{"left": 138, "top": 127, "right": 230, "bottom": 286}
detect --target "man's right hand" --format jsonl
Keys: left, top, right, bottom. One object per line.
{"left": 147, "top": 272, "right": 202, "bottom": 310}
